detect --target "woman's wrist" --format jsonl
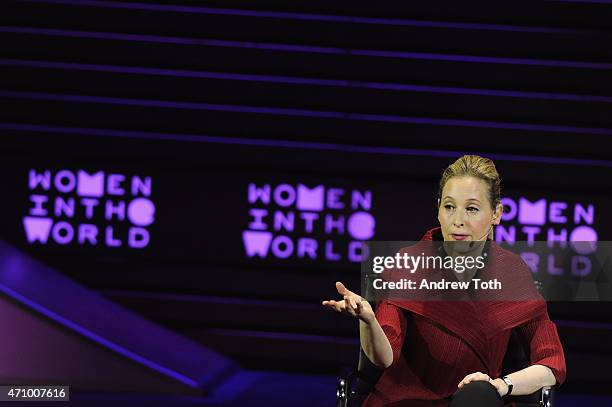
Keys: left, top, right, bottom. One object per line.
{"left": 359, "top": 309, "right": 376, "bottom": 325}
{"left": 358, "top": 300, "right": 375, "bottom": 324}
{"left": 491, "top": 378, "right": 509, "bottom": 396}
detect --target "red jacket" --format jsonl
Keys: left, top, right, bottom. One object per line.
{"left": 363, "top": 227, "right": 566, "bottom": 407}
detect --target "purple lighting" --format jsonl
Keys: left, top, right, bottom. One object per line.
{"left": 127, "top": 198, "right": 155, "bottom": 227}
{"left": 242, "top": 231, "right": 273, "bottom": 258}
{"left": 347, "top": 212, "right": 376, "bottom": 240}
{"left": 296, "top": 185, "right": 325, "bottom": 211}
{"left": 518, "top": 198, "right": 547, "bottom": 226}
{"left": 3, "top": 122, "right": 612, "bottom": 169}
{"left": 3, "top": 89, "right": 612, "bottom": 136}
{"left": 570, "top": 227, "right": 598, "bottom": 254}
{"left": 243, "top": 183, "right": 375, "bottom": 262}
{"left": 2, "top": 27, "right": 612, "bottom": 69}
{"left": 23, "top": 217, "right": 53, "bottom": 243}
{"left": 24, "top": 169, "right": 156, "bottom": 249}
{"left": 77, "top": 170, "right": 105, "bottom": 196}
{"left": 15, "top": 0, "right": 584, "bottom": 35}
{"left": 497, "top": 195, "right": 598, "bottom": 276}
{"left": 7, "top": 58, "right": 612, "bottom": 103}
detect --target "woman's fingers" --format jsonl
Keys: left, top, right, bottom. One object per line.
{"left": 458, "top": 372, "right": 490, "bottom": 388}
{"left": 337, "top": 282, "right": 364, "bottom": 307}
{"left": 348, "top": 296, "right": 362, "bottom": 313}
{"left": 458, "top": 373, "right": 471, "bottom": 388}
{"left": 344, "top": 296, "right": 356, "bottom": 316}
{"left": 322, "top": 299, "right": 352, "bottom": 315}
{"left": 336, "top": 281, "right": 355, "bottom": 297}
{"left": 459, "top": 373, "right": 472, "bottom": 387}
{"left": 323, "top": 300, "right": 343, "bottom": 311}
{"left": 348, "top": 296, "right": 357, "bottom": 310}
{"left": 322, "top": 282, "right": 368, "bottom": 319}
{"left": 322, "top": 300, "right": 340, "bottom": 311}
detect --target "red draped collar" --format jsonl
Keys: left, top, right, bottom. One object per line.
{"left": 387, "top": 227, "right": 547, "bottom": 372}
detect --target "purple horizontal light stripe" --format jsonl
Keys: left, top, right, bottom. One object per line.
{"left": 2, "top": 89, "right": 612, "bottom": 135}
{"left": 102, "top": 292, "right": 612, "bottom": 332}
{"left": 0, "top": 284, "right": 200, "bottom": 387}
{"left": 2, "top": 58, "right": 612, "bottom": 103}
{"left": 19, "top": 0, "right": 585, "bottom": 34}
{"left": 2, "top": 26, "right": 612, "bottom": 70}
{"left": 2, "top": 122, "right": 612, "bottom": 168}
{"left": 102, "top": 289, "right": 323, "bottom": 311}
{"left": 206, "top": 328, "right": 359, "bottom": 346}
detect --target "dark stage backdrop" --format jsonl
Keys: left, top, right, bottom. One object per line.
{"left": 1, "top": 144, "right": 610, "bottom": 302}
{"left": 2, "top": 0, "right": 612, "bottom": 390}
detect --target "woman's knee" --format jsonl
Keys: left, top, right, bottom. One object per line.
{"left": 450, "top": 381, "right": 504, "bottom": 407}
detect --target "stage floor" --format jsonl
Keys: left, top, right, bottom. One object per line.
{"left": 16, "top": 370, "right": 612, "bottom": 407}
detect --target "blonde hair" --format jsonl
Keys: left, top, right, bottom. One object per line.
{"left": 437, "top": 155, "right": 501, "bottom": 210}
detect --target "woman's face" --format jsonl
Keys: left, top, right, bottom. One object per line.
{"left": 438, "top": 176, "right": 501, "bottom": 243}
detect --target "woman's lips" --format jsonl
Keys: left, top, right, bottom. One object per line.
{"left": 451, "top": 234, "right": 470, "bottom": 241}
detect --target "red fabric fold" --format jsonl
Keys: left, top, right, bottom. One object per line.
{"left": 362, "top": 227, "right": 566, "bottom": 407}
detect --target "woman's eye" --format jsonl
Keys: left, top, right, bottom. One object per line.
{"left": 444, "top": 204, "right": 454, "bottom": 210}
{"left": 467, "top": 207, "right": 479, "bottom": 213}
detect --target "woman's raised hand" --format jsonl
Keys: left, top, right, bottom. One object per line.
{"left": 322, "top": 281, "right": 375, "bottom": 323}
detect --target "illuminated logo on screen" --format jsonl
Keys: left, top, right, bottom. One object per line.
{"left": 497, "top": 196, "right": 597, "bottom": 275}
{"left": 242, "top": 183, "right": 375, "bottom": 262}
{"left": 497, "top": 197, "right": 597, "bottom": 243}
{"left": 23, "top": 169, "right": 155, "bottom": 249}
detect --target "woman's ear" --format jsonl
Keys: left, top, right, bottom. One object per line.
{"left": 493, "top": 202, "right": 503, "bottom": 225}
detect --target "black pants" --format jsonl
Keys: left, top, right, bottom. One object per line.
{"left": 450, "top": 381, "right": 504, "bottom": 407}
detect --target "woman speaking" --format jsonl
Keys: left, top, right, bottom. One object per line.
{"left": 322, "top": 155, "right": 566, "bottom": 407}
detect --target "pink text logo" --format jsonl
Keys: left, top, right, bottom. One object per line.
{"left": 242, "top": 183, "right": 375, "bottom": 262}
{"left": 498, "top": 197, "right": 597, "bottom": 244}
{"left": 497, "top": 196, "right": 597, "bottom": 276}
{"left": 23, "top": 169, "right": 155, "bottom": 249}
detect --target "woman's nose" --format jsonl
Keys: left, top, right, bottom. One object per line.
{"left": 451, "top": 211, "right": 466, "bottom": 227}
